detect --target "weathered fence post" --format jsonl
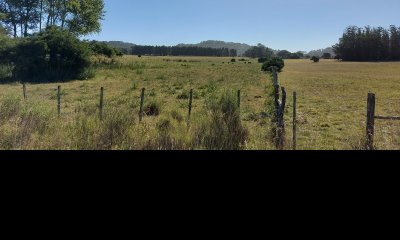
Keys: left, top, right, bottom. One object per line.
{"left": 276, "top": 87, "right": 287, "bottom": 150}
{"left": 293, "top": 91, "right": 297, "bottom": 150}
{"left": 271, "top": 67, "right": 286, "bottom": 149}
{"left": 188, "top": 89, "right": 193, "bottom": 122}
{"left": 57, "top": 86, "right": 61, "bottom": 116}
{"left": 237, "top": 90, "right": 241, "bottom": 110}
{"left": 139, "top": 88, "right": 145, "bottom": 123}
{"left": 366, "top": 93, "right": 376, "bottom": 150}
{"left": 100, "top": 87, "right": 104, "bottom": 121}
{"left": 272, "top": 67, "right": 278, "bottom": 87}
{"left": 272, "top": 68, "right": 280, "bottom": 112}
{"left": 22, "top": 83, "right": 27, "bottom": 100}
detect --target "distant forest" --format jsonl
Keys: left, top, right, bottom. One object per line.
{"left": 333, "top": 25, "right": 400, "bottom": 61}
{"left": 131, "top": 45, "right": 237, "bottom": 57}
{"left": 105, "top": 40, "right": 334, "bottom": 59}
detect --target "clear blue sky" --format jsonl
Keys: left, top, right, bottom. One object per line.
{"left": 87, "top": 0, "right": 400, "bottom": 52}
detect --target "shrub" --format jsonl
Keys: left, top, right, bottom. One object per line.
{"left": 261, "top": 57, "right": 285, "bottom": 72}
{"left": 231, "top": 58, "right": 236, "bottom": 62}
{"left": 258, "top": 58, "right": 268, "bottom": 63}
{"left": 145, "top": 101, "right": 161, "bottom": 116}
{"left": 311, "top": 56, "right": 320, "bottom": 62}
{"left": 11, "top": 27, "right": 92, "bottom": 83}
{"left": 88, "top": 41, "right": 122, "bottom": 58}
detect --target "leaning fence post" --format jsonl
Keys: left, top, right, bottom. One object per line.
{"left": 273, "top": 69, "right": 280, "bottom": 123}
{"left": 22, "top": 83, "right": 27, "bottom": 100}
{"left": 293, "top": 91, "right": 297, "bottom": 150}
{"left": 188, "top": 89, "right": 193, "bottom": 122}
{"left": 139, "top": 88, "right": 145, "bottom": 123}
{"left": 100, "top": 87, "right": 104, "bottom": 121}
{"left": 366, "top": 93, "right": 376, "bottom": 150}
{"left": 57, "top": 85, "right": 61, "bottom": 116}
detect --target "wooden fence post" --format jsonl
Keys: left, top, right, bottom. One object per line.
{"left": 100, "top": 87, "right": 104, "bottom": 121}
{"left": 57, "top": 86, "right": 61, "bottom": 116}
{"left": 139, "top": 88, "right": 145, "bottom": 123}
{"left": 293, "top": 91, "right": 297, "bottom": 150}
{"left": 272, "top": 67, "right": 278, "bottom": 87}
{"left": 366, "top": 93, "right": 376, "bottom": 150}
{"left": 188, "top": 89, "right": 193, "bottom": 122}
{"left": 23, "top": 83, "right": 27, "bottom": 100}
{"left": 276, "top": 87, "right": 287, "bottom": 150}
{"left": 273, "top": 69, "right": 280, "bottom": 125}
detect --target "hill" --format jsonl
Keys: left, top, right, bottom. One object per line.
{"left": 103, "top": 41, "right": 136, "bottom": 53}
{"left": 177, "top": 40, "right": 252, "bottom": 56}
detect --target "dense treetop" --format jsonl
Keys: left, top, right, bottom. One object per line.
{"left": 0, "top": 0, "right": 105, "bottom": 38}
{"left": 333, "top": 25, "right": 400, "bottom": 61}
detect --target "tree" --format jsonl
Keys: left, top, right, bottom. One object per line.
{"left": 296, "top": 51, "right": 305, "bottom": 58}
{"left": 130, "top": 45, "right": 236, "bottom": 57}
{"left": 277, "top": 50, "right": 291, "bottom": 59}
{"left": 0, "top": 0, "right": 105, "bottom": 37}
{"left": 322, "top": 53, "right": 331, "bottom": 59}
{"left": 0, "top": 12, "right": 8, "bottom": 35}
{"left": 311, "top": 56, "right": 319, "bottom": 62}
{"left": 261, "top": 57, "right": 285, "bottom": 72}
{"left": 333, "top": 25, "right": 400, "bottom": 61}
{"left": 265, "top": 47, "right": 275, "bottom": 59}
{"left": 10, "top": 26, "right": 92, "bottom": 82}
{"left": 20, "top": 0, "right": 40, "bottom": 37}
{"left": 243, "top": 44, "right": 275, "bottom": 59}
{"left": 0, "top": 0, "right": 21, "bottom": 38}
{"left": 67, "top": 0, "right": 105, "bottom": 36}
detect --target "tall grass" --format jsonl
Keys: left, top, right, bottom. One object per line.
{"left": 193, "top": 90, "right": 249, "bottom": 150}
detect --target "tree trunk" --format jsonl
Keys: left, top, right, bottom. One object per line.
{"left": 39, "top": 0, "right": 43, "bottom": 32}
{"left": 13, "top": 24, "right": 17, "bottom": 38}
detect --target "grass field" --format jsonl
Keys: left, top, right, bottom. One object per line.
{"left": 280, "top": 60, "right": 400, "bottom": 150}
{"left": 1, "top": 56, "right": 400, "bottom": 150}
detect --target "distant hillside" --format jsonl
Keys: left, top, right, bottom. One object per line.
{"left": 103, "top": 41, "right": 136, "bottom": 52}
{"left": 307, "top": 47, "right": 335, "bottom": 57}
{"left": 104, "top": 40, "right": 331, "bottom": 58}
{"left": 177, "top": 40, "right": 252, "bottom": 56}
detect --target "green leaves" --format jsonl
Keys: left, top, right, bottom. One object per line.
{"left": 261, "top": 57, "right": 285, "bottom": 72}
{"left": 12, "top": 27, "right": 92, "bottom": 82}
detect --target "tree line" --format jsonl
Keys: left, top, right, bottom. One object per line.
{"left": 130, "top": 45, "right": 238, "bottom": 57}
{"left": 333, "top": 25, "right": 400, "bottom": 61}
{"left": 0, "top": 0, "right": 105, "bottom": 38}
{"left": 0, "top": 0, "right": 111, "bottom": 83}
{"left": 242, "top": 43, "right": 307, "bottom": 59}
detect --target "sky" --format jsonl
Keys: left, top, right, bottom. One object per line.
{"left": 87, "top": 0, "right": 400, "bottom": 52}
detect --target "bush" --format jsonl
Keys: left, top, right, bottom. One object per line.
{"left": 89, "top": 41, "right": 122, "bottom": 58}
{"left": 261, "top": 57, "right": 285, "bottom": 72}
{"left": 258, "top": 57, "right": 268, "bottom": 63}
{"left": 145, "top": 101, "right": 161, "bottom": 116}
{"left": 11, "top": 27, "right": 92, "bottom": 83}
{"left": 231, "top": 58, "right": 236, "bottom": 62}
{"left": 311, "top": 56, "right": 320, "bottom": 62}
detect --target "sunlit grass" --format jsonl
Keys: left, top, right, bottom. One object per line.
{"left": 1, "top": 57, "right": 400, "bottom": 149}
